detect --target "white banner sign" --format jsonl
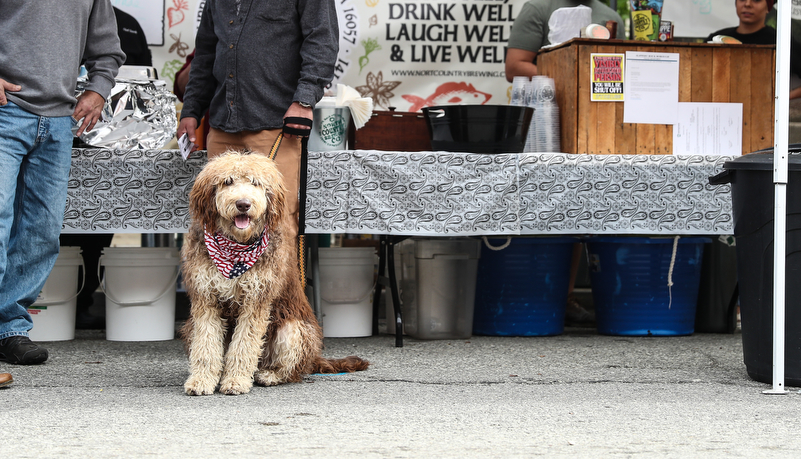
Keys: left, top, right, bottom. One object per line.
{"left": 330, "top": 0, "right": 523, "bottom": 111}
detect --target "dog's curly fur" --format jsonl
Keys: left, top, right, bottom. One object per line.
{"left": 180, "top": 151, "right": 369, "bottom": 396}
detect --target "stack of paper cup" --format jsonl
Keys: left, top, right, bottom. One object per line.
{"left": 510, "top": 76, "right": 530, "bottom": 106}
{"left": 524, "top": 76, "right": 561, "bottom": 153}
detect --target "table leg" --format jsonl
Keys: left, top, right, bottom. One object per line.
{"left": 387, "top": 237, "right": 405, "bottom": 348}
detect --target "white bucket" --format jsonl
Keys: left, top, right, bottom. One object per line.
{"left": 28, "top": 247, "right": 84, "bottom": 341}
{"left": 318, "top": 247, "right": 377, "bottom": 337}
{"left": 99, "top": 247, "right": 180, "bottom": 341}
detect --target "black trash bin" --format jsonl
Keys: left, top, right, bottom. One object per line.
{"left": 710, "top": 149, "right": 801, "bottom": 386}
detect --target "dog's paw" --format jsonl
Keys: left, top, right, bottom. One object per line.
{"left": 184, "top": 376, "right": 217, "bottom": 396}
{"left": 254, "top": 370, "right": 284, "bottom": 387}
{"left": 219, "top": 376, "right": 253, "bottom": 395}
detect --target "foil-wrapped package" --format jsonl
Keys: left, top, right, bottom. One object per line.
{"left": 74, "top": 73, "right": 177, "bottom": 150}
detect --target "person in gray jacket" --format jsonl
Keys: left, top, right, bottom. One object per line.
{"left": 176, "top": 0, "right": 339, "bottom": 244}
{"left": 0, "top": 0, "right": 125, "bottom": 365}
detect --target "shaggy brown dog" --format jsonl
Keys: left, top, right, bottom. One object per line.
{"left": 180, "top": 151, "right": 369, "bottom": 396}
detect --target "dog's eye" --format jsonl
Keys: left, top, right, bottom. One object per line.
{"left": 251, "top": 178, "right": 260, "bottom": 187}
{"left": 223, "top": 177, "right": 234, "bottom": 186}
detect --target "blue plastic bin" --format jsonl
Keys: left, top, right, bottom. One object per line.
{"left": 586, "top": 237, "right": 709, "bottom": 336}
{"left": 473, "top": 237, "right": 576, "bottom": 336}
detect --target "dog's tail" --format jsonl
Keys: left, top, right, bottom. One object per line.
{"left": 312, "top": 356, "right": 370, "bottom": 374}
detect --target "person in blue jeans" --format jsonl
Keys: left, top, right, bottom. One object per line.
{"left": 0, "top": 0, "right": 124, "bottom": 366}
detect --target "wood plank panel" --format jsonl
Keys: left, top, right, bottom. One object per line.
{"left": 578, "top": 44, "right": 594, "bottom": 153}
{"left": 750, "top": 49, "right": 775, "bottom": 151}
{"left": 678, "top": 47, "right": 693, "bottom": 102}
{"left": 729, "top": 48, "right": 752, "bottom": 154}
{"left": 711, "top": 48, "right": 732, "bottom": 102}
{"left": 692, "top": 47, "right": 714, "bottom": 102}
{"left": 615, "top": 44, "right": 636, "bottom": 154}
{"left": 636, "top": 124, "right": 655, "bottom": 154}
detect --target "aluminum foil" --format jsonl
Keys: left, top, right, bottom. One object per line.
{"left": 74, "top": 76, "right": 177, "bottom": 150}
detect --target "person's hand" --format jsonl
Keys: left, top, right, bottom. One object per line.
{"left": 283, "top": 102, "right": 313, "bottom": 139}
{"left": 177, "top": 117, "right": 199, "bottom": 152}
{"left": 72, "top": 90, "right": 106, "bottom": 136}
{"left": 0, "top": 78, "right": 21, "bottom": 106}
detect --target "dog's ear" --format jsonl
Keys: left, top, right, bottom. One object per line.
{"left": 189, "top": 169, "right": 219, "bottom": 233}
{"left": 265, "top": 179, "right": 287, "bottom": 234}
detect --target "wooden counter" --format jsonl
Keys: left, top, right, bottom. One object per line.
{"left": 537, "top": 38, "right": 776, "bottom": 155}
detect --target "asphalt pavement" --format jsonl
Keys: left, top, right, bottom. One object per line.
{"left": 2, "top": 326, "right": 800, "bottom": 458}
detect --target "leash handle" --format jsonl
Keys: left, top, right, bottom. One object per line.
{"left": 283, "top": 117, "right": 313, "bottom": 137}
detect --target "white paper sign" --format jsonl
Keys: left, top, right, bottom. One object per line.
{"left": 673, "top": 102, "right": 743, "bottom": 156}
{"left": 178, "top": 133, "right": 195, "bottom": 160}
{"left": 623, "top": 52, "right": 680, "bottom": 125}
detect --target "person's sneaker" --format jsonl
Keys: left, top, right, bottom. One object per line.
{"left": 0, "top": 372, "right": 12, "bottom": 388}
{"left": 0, "top": 336, "right": 48, "bottom": 365}
{"left": 565, "top": 295, "right": 596, "bottom": 327}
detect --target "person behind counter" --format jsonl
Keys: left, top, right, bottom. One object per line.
{"left": 0, "top": 0, "right": 124, "bottom": 365}
{"left": 706, "top": 0, "right": 775, "bottom": 44}
{"left": 706, "top": 0, "right": 801, "bottom": 99}
{"left": 61, "top": 6, "right": 153, "bottom": 331}
{"left": 505, "top": 0, "right": 625, "bottom": 81}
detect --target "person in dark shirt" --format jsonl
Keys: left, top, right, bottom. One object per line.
{"left": 113, "top": 7, "right": 152, "bottom": 66}
{"left": 706, "top": 0, "right": 775, "bottom": 44}
{"left": 62, "top": 7, "right": 153, "bottom": 330}
{"left": 176, "top": 0, "right": 339, "bottom": 249}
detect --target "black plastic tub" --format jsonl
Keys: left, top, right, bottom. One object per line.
{"left": 422, "top": 105, "right": 534, "bottom": 153}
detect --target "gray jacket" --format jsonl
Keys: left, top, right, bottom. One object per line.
{"left": 0, "top": 0, "right": 125, "bottom": 117}
{"left": 181, "top": 0, "right": 339, "bottom": 132}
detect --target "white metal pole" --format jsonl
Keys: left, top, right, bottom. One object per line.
{"left": 765, "top": 0, "right": 792, "bottom": 396}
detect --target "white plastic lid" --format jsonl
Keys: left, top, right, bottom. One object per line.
{"left": 315, "top": 96, "right": 338, "bottom": 108}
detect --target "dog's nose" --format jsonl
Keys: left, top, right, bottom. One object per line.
{"left": 236, "top": 199, "right": 251, "bottom": 213}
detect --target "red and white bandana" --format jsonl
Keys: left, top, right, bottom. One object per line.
{"left": 204, "top": 226, "right": 270, "bottom": 279}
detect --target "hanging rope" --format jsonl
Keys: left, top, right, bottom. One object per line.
{"left": 667, "top": 235, "right": 680, "bottom": 310}
{"left": 482, "top": 236, "right": 512, "bottom": 251}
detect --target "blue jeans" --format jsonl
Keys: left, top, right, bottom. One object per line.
{"left": 0, "top": 101, "right": 74, "bottom": 340}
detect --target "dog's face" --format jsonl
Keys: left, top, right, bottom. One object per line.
{"left": 190, "top": 151, "right": 287, "bottom": 244}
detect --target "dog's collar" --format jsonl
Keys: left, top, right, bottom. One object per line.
{"left": 204, "top": 226, "right": 270, "bottom": 279}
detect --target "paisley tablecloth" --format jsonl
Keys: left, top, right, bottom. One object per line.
{"left": 63, "top": 148, "right": 205, "bottom": 233}
{"left": 63, "top": 149, "right": 734, "bottom": 235}
{"left": 304, "top": 151, "right": 734, "bottom": 236}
